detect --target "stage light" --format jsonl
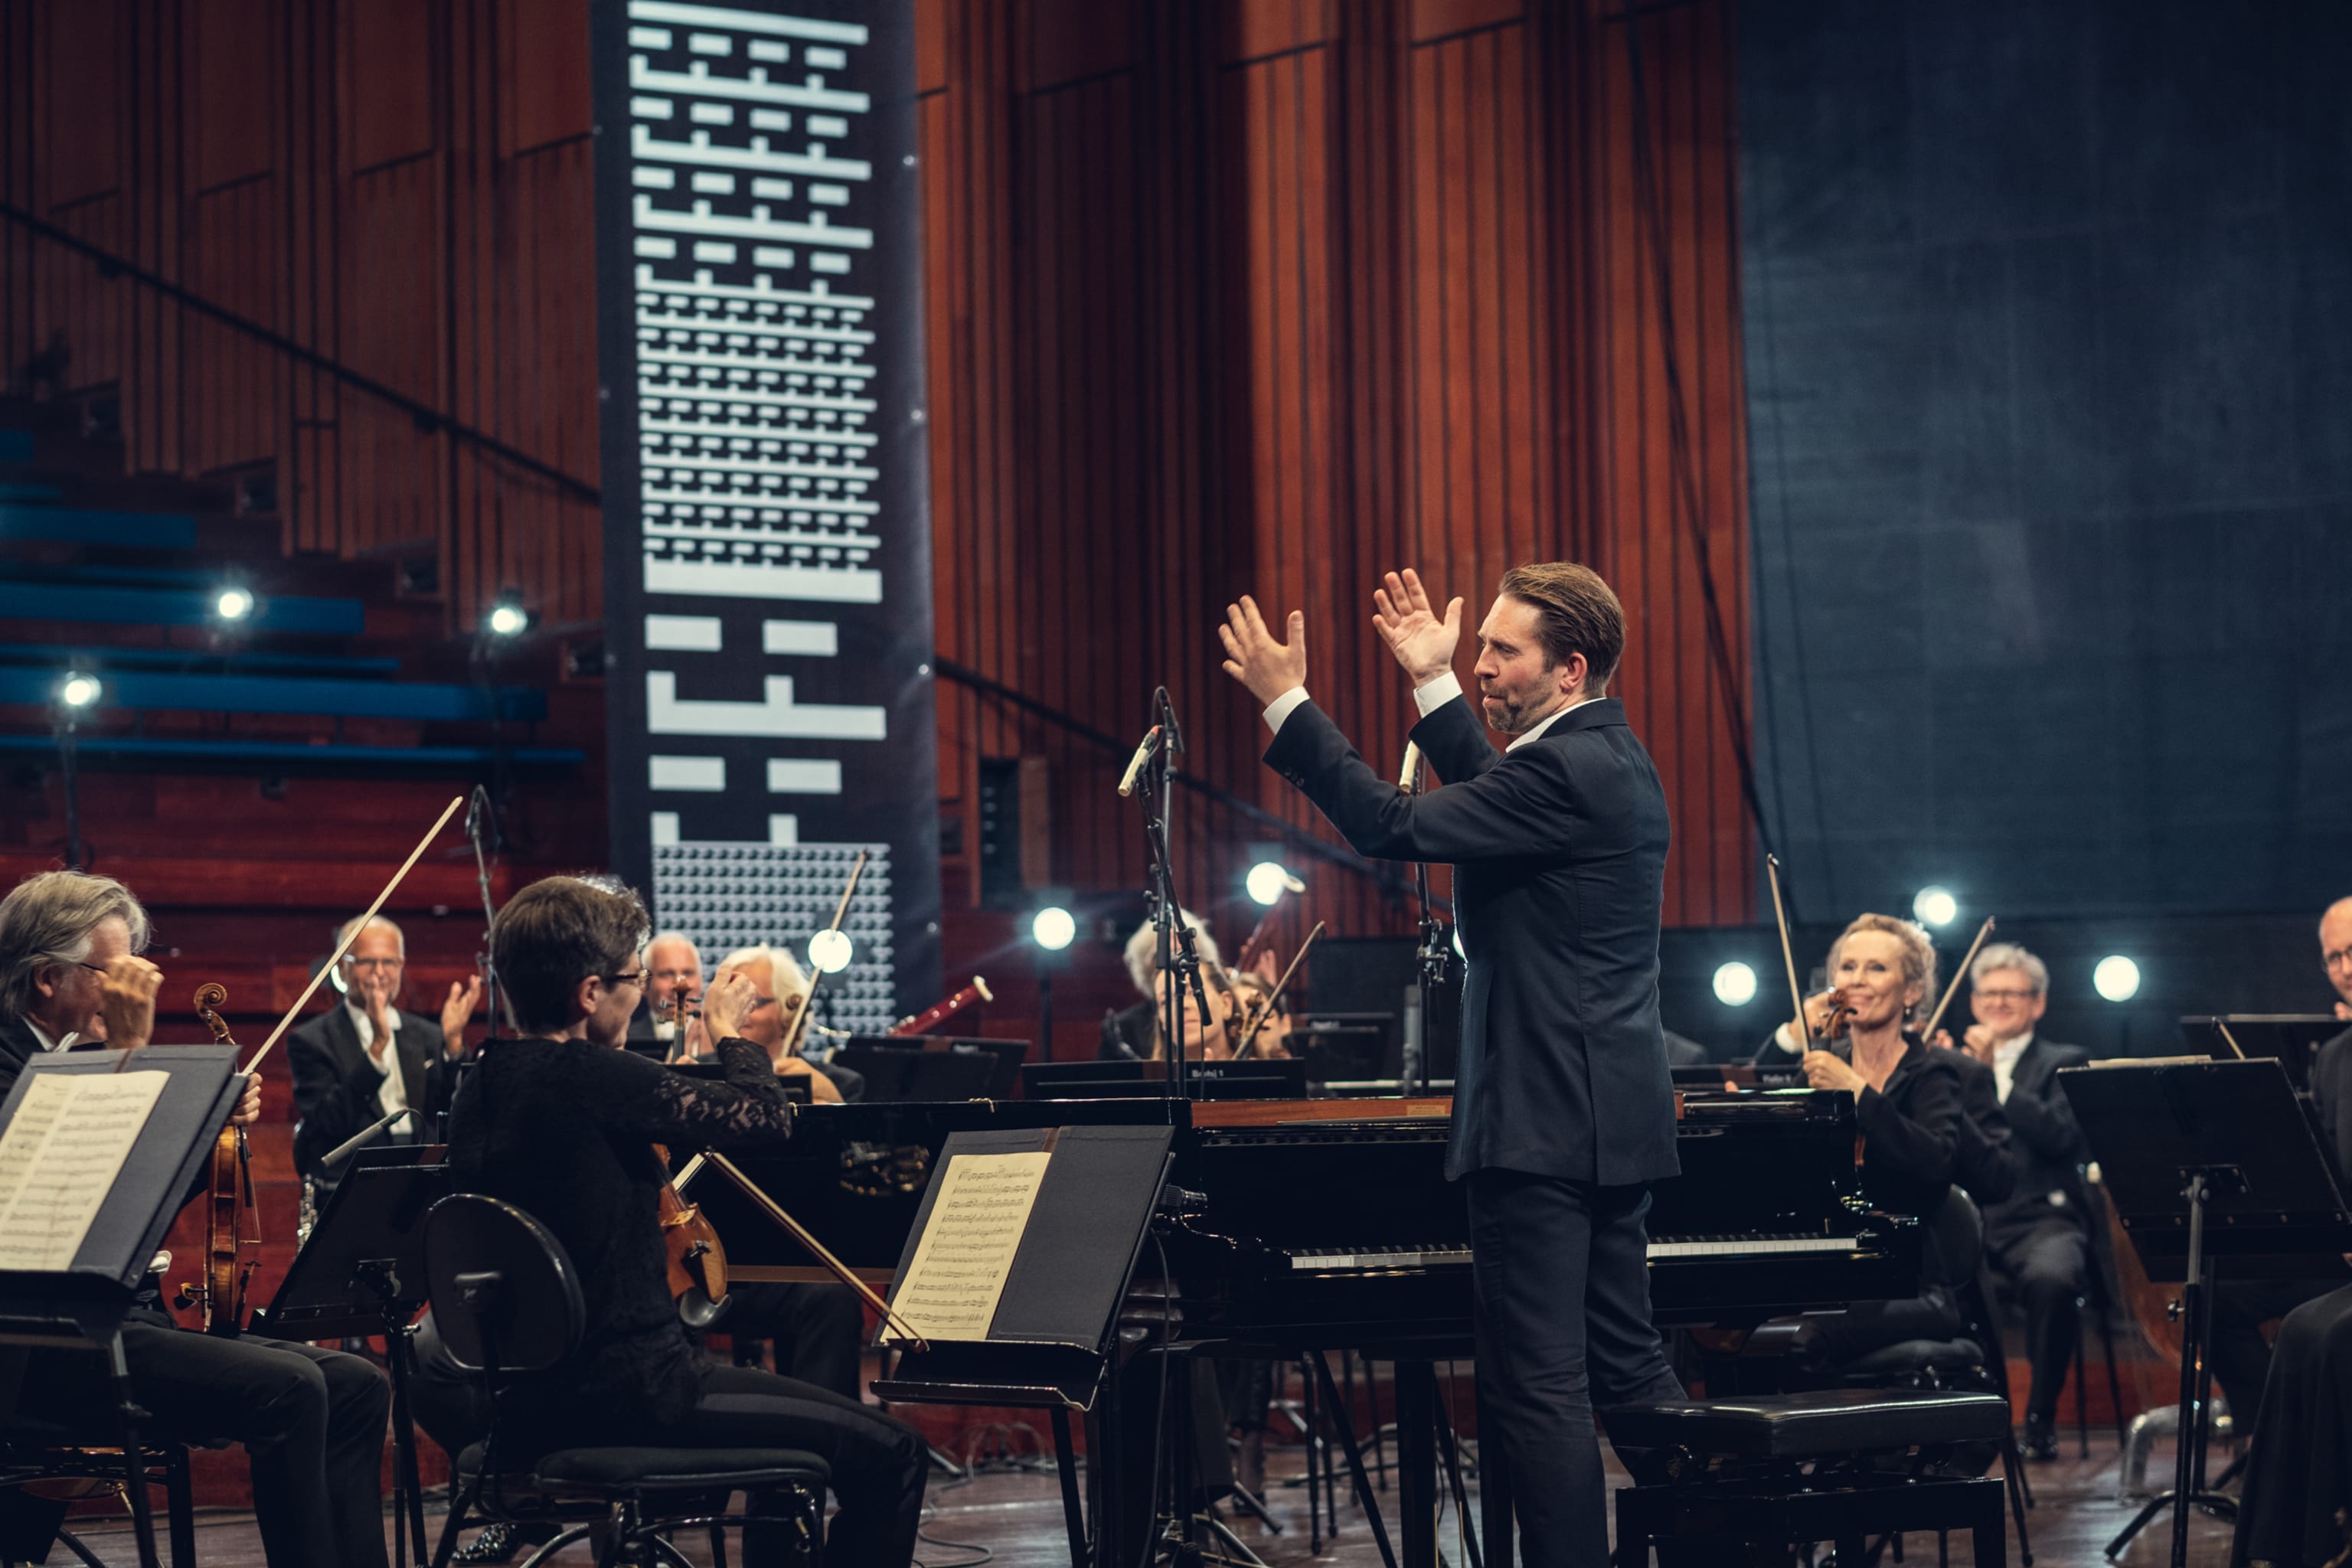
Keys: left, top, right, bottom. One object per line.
{"left": 214, "top": 586, "right": 255, "bottom": 621}
{"left": 806, "top": 928, "right": 854, "bottom": 975}
{"left": 1245, "top": 861, "right": 1301, "bottom": 906}
{"left": 1452, "top": 925, "right": 1466, "bottom": 961}
{"left": 2093, "top": 955, "right": 2141, "bottom": 1003}
{"left": 1713, "top": 961, "right": 1759, "bottom": 1007}
{"left": 1913, "top": 886, "right": 1958, "bottom": 927}
{"left": 57, "top": 671, "right": 102, "bottom": 709}
{"left": 1031, "top": 906, "right": 1076, "bottom": 952}
{"left": 483, "top": 594, "right": 531, "bottom": 639}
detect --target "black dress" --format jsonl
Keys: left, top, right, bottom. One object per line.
{"left": 449, "top": 1034, "right": 925, "bottom": 1564}
{"left": 2233, "top": 1282, "right": 2352, "bottom": 1566}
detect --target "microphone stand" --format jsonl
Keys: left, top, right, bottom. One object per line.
{"left": 321, "top": 1107, "right": 414, "bottom": 1171}
{"left": 1403, "top": 749, "right": 1449, "bottom": 1094}
{"left": 466, "top": 785, "right": 498, "bottom": 1047}
{"left": 1137, "top": 688, "right": 1211, "bottom": 1101}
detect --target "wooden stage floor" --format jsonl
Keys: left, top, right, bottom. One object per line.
{"left": 60, "top": 1433, "right": 2241, "bottom": 1566}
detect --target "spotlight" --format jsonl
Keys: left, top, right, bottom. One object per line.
{"left": 1912, "top": 886, "right": 1958, "bottom": 927}
{"left": 1031, "top": 906, "right": 1076, "bottom": 952}
{"left": 1246, "top": 861, "right": 1302, "bottom": 906}
{"left": 806, "top": 929, "right": 854, "bottom": 975}
{"left": 57, "top": 671, "right": 102, "bottom": 710}
{"left": 483, "top": 594, "right": 531, "bottom": 639}
{"left": 214, "top": 586, "right": 256, "bottom": 621}
{"left": 2092, "top": 955, "right": 2141, "bottom": 1003}
{"left": 1713, "top": 961, "right": 1759, "bottom": 1007}
{"left": 1452, "top": 925, "right": 1466, "bottom": 961}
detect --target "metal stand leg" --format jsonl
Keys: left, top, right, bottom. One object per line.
{"left": 165, "top": 1440, "right": 198, "bottom": 1568}
{"left": 1050, "top": 1406, "right": 1089, "bottom": 1568}
{"left": 1432, "top": 1390, "right": 1483, "bottom": 1568}
{"left": 1312, "top": 1351, "right": 1398, "bottom": 1568}
{"left": 105, "top": 1331, "right": 162, "bottom": 1568}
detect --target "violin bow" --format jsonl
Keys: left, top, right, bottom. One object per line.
{"left": 1232, "top": 921, "right": 1325, "bottom": 1061}
{"left": 1917, "top": 916, "right": 1996, "bottom": 1047}
{"left": 778, "top": 848, "right": 870, "bottom": 1059}
{"left": 694, "top": 1150, "right": 930, "bottom": 1351}
{"left": 239, "top": 797, "right": 466, "bottom": 1076}
{"left": 1765, "top": 854, "right": 1809, "bottom": 1047}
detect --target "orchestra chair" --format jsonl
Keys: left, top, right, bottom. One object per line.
{"left": 1602, "top": 1388, "right": 2011, "bottom": 1567}
{"left": 422, "top": 1194, "right": 829, "bottom": 1568}
{"left": 0, "top": 1406, "right": 227, "bottom": 1568}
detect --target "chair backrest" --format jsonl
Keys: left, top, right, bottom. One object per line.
{"left": 1921, "top": 1185, "right": 1984, "bottom": 1289}
{"left": 423, "top": 1194, "right": 586, "bottom": 1377}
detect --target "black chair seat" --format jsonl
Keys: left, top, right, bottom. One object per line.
{"left": 1841, "top": 1338, "right": 1987, "bottom": 1380}
{"left": 459, "top": 1442, "right": 830, "bottom": 1493}
{"left": 1603, "top": 1389, "right": 2011, "bottom": 1459}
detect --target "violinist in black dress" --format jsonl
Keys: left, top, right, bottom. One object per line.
{"left": 449, "top": 877, "right": 926, "bottom": 1566}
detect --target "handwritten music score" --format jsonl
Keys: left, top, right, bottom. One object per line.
{"left": 886, "top": 1151, "right": 1052, "bottom": 1343}
{"left": 0, "top": 1071, "right": 168, "bottom": 1271}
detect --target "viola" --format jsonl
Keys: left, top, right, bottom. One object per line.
{"left": 654, "top": 1145, "right": 728, "bottom": 1328}
{"left": 888, "top": 976, "right": 993, "bottom": 1038}
{"left": 179, "top": 984, "right": 261, "bottom": 1336}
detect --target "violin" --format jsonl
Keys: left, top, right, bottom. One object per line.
{"left": 654, "top": 1146, "right": 728, "bottom": 1328}
{"left": 180, "top": 985, "right": 261, "bottom": 1336}
{"left": 887, "top": 976, "right": 993, "bottom": 1038}
{"left": 1813, "top": 985, "right": 1857, "bottom": 1045}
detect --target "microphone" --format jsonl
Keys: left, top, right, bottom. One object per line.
{"left": 1399, "top": 740, "right": 1423, "bottom": 792}
{"left": 322, "top": 1107, "right": 413, "bottom": 1168}
{"left": 1116, "top": 725, "right": 1163, "bottom": 797}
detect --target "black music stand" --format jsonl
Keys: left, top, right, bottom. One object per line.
{"left": 871, "top": 1125, "right": 1172, "bottom": 1568}
{"left": 2183, "top": 1014, "right": 2344, "bottom": 1093}
{"left": 250, "top": 1146, "right": 450, "bottom": 1568}
{"left": 2061, "top": 1057, "right": 2352, "bottom": 1568}
{"left": 0, "top": 1044, "right": 240, "bottom": 1568}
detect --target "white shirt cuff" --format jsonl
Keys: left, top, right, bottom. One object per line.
{"left": 1772, "top": 1021, "right": 1806, "bottom": 1055}
{"left": 1263, "top": 688, "right": 1312, "bottom": 735}
{"left": 1413, "top": 672, "right": 1465, "bottom": 718}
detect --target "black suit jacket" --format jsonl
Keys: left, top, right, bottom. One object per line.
{"left": 1945, "top": 1045, "right": 2020, "bottom": 1208}
{"left": 0, "top": 1014, "right": 41, "bottom": 1094}
{"left": 1983, "top": 1036, "right": 2092, "bottom": 1240}
{"left": 1266, "top": 694, "right": 1676, "bottom": 1184}
{"left": 2311, "top": 1026, "right": 2352, "bottom": 1187}
{"left": 289, "top": 1004, "right": 452, "bottom": 1176}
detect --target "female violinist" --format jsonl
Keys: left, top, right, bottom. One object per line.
{"left": 447, "top": 877, "right": 923, "bottom": 1566}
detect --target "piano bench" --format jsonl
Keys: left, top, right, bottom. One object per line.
{"left": 1605, "top": 1390, "right": 2011, "bottom": 1568}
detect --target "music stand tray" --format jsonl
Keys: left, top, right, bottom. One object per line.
{"left": 2061, "top": 1057, "right": 2352, "bottom": 1568}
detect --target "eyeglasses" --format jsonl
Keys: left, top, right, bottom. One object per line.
{"left": 342, "top": 956, "right": 403, "bottom": 972}
{"left": 72, "top": 962, "right": 109, "bottom": 978}
{"left": 1973, "top": 988, "right": 2039, "bottom": 1003}
{"left": 2327, "top": 948, "right": 2352, "bottom": 970}
{"left": 599, "top": 969, "right": 648, "bottom": 989}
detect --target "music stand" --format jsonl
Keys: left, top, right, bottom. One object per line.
{"left": 2183, "top": 1014, "right": 2344, "bottom": 1093}
{"left": 2060, "top": 1057, "right": 2352, "bottom": 1568}
{"left": 0, "top": 1045, "right": 240, "bottom": 1568}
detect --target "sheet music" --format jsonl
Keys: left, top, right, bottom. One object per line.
{"left": 888, "top": 1151, "right": 1052, "bottom": 1342}
{"left": 0, "top": 1071, "right": 169, "bottom": 1271}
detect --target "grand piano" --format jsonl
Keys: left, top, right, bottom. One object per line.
{"left": 692, "top": 1086, "right": 1919, "bottom": 1565}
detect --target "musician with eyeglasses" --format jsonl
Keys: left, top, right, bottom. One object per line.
{"left": 448, "top": 877, "right": 925, "bottom": 1565}
{"left": 0, "top": 870, "right": 389, "bottom": 1568}
{"left": 288, "top": 914, "right": 482, "bottom": 1192}
{"left": 624, "top": 930, "right": 705, "bottom": 1060}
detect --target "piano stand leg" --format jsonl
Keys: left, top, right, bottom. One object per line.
{"left": 1395, "top": 1361, "right": 1440, "bottom": 1567}
{"left": 1433, "top": 1389, "right": 1484, "bottom": 1568}
{"left": 1312, "top": 1351, "right": 1400, "bottom": 1568}
{"left": 1050, "top": 1406, "right": 1087, "bottom": 1568}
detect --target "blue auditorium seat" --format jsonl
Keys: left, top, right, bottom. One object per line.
{"left": 0, "top": 583, "right": 365, "bottom": 635}
{"left": 0, "top": 668, "right": 545, "bottom": 723}
{"left": 0, "top": 431, "right": 31, "bottom": 462}
{"left": 0, "top": 736, "right": 583, "bottom": 769}
{"left": 0, "top": 505, "right": 196, "bottom": 550}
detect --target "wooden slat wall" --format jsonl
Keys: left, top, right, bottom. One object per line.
{"left": 920, "top": 0, "right": 1755, "bottom": 937}
{"left": 0, "top": 0, "right": 602, "bottom": 633}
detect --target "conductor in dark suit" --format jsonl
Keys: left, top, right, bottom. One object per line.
{"left": 289, "top": 915, "right": 482, "bottom": 1188}
{"left": 1220, "top": 564, "right": 1682, "bottom": 1566}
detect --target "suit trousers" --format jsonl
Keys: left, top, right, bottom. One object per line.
{"left": 2210, "top": 1276, "right": 2339, "bottom": 1424}
{"left": 1467, "top": 1169, "right": 1682, "bottom": 1568}
{"left": 720, "top": 1282, "right": 864, "bottom": 1399}
{"left": 12, "top": 1310, "right": 390, "bottom": 1568}
{"left": 1984, "top": 1216, "right": 2089, "bottom": 1423}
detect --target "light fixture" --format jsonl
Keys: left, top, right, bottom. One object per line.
{"left": 1452, "top": 925, "right": 1466, "bottom": 961}
{"left": 214, "top": 586, "right": 255, "bottom": 621}
{"left": 1912, "top": 886, "right": 1958, "bottom": 927}
{"left": 1031, "top": 906, "right": 1076, "bottom": 952}
{"left": 483, "top": 593, "right": 532, "bottom": 639}
{"left": 1245, "top": 861, "right": 1301, "bottom": 906}
{"left": 1713, "top": 961, "right": 1759, "bottom": 1007}
{"left": 2092, "top": 955, "right": 2141, "bottom": 1003}
{"left": 806, "top": 928, "right": 854, "bottom": 975}
{"left": 57, "top": 671, "right": 102, "bottom": 709}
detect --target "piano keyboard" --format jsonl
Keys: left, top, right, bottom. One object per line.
{"left": 1285, "top": 1233, "right": 1862, "bottom": 1272}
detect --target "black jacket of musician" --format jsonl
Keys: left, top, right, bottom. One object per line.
{"left": 287, "top": 1003, "right": 453, "bottom": 1178}
{"left": 1265, "top": 694, "right": 1677, "bottom": 1185}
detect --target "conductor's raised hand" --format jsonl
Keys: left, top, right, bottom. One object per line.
{"left": 1372, "top": 569, "right": 1464, "bottom": 686}
{"left": 1218, "top": 596, "right": 1307, "bottom": 707}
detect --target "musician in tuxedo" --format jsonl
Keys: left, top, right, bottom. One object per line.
{"left": 0, "top": 871, "right": 390, "bottom": 1568}
{"left": 287, "top": 913, "right": 481, "bottom": 1191}
{"left": 1940, "top": 943, "right": 2092, "bottom": 1462}
{"left": 625, "top": 930, "right": 704, "bottom": 1060}
{"left": 1106, "top": 912, "right": 1223, "bottom": 1059}
{"left": 1220, "top": 563, "right": 1683, "bottom": 1566}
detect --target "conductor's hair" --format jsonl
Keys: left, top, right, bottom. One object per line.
{"left": 0, "top": 871, "right": 151, "bottom": 1015}
{"left": 490, "top": 876, "right": 650, "bottom": 1034}
{"left": 1827, "top": 913, "right": 1939, "bottom": 1015}
{"left": 1497, "top": 562, "right": 1625, "bottom": 693}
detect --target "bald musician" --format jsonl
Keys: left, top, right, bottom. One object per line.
{"left": 1220, "top": 563, "right": 1683, "bottom": 1567}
